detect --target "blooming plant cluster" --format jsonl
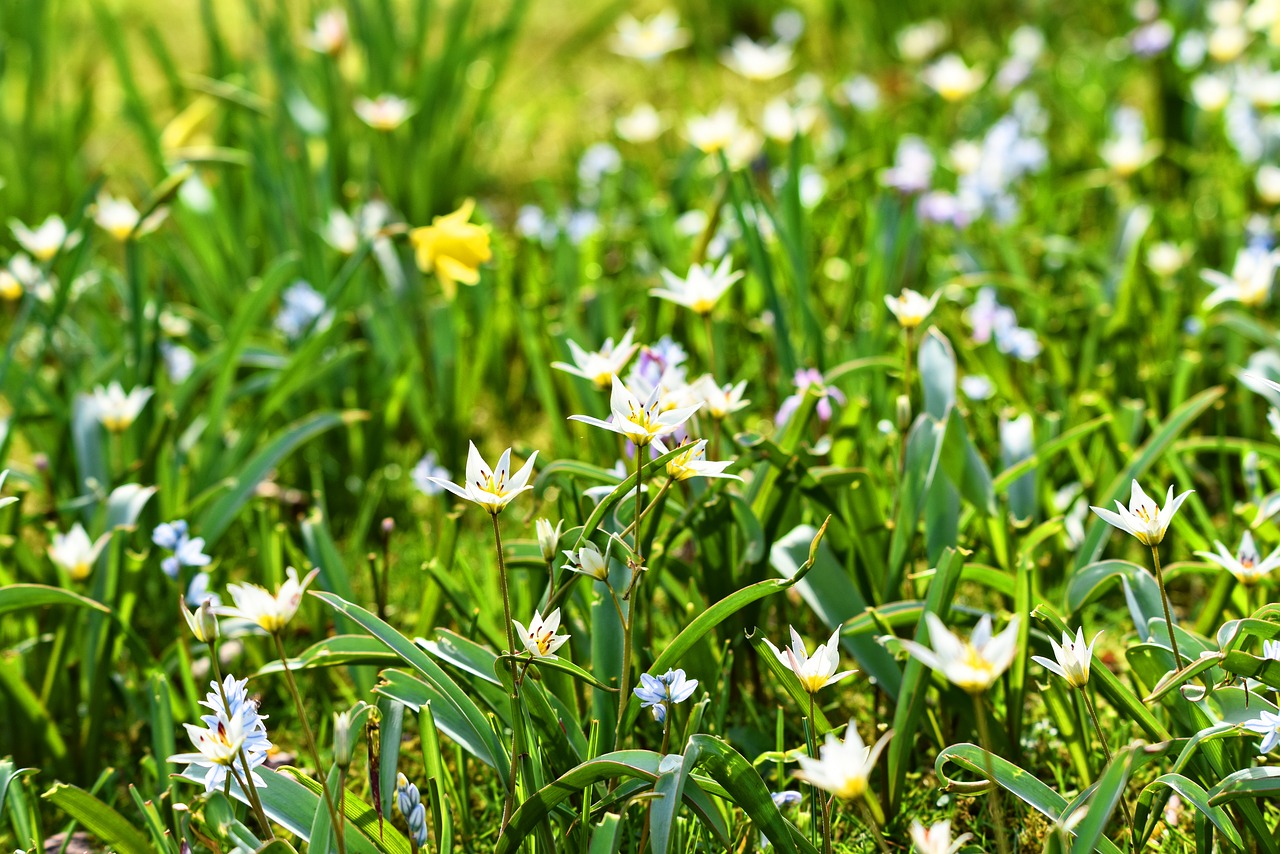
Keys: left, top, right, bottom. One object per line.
{"left": 9, "top": 2, "right": 1280, "bottom": 854}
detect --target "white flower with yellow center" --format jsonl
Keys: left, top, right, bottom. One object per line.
{"left": 306, "top": 8, "right": 349, "bottom": 55}
{"left": 354, "top": 94, "right": 415, "bottom": 131}
{"left": 920, "top": 54, "right": 985, "bottom": 101}
{"left": 910, "top": 819, "right": 971, "bottom": 854}
{"left": 93, "top": 193, "right": 167, "bottom": 242}
{"left": 569, "top": 375, "right": 699, "bottom": 447}
{"left": 222, "top": 566, "right": 320, "bottom": 633}
{"left": 1201, "top": 243, "right": 1280, "bottom": 308}
{"left": 763, "top": 627, "right": 856, "bottom": 694}
{"left": 1197, "top": 531, "right": 1280, "bottom": 586}
{"left": 90, "top": 382, "right": 153, "bottom": 433}
{"left": 694, "top": 376, "right": 749, "bottom": 419}
{"left": 720, "top": 36, "right": 793, "bottom": 81}
{"left": 10, "top": 215, "right": 81, "bottom": 262}
{"left": 610, "top": 10, "right": 690, "bottom": 62}
{"left": 427, "top": 441, "right": 538, "bottom": 515}
{"left": 552, "top": 329, "right": 640, "bottom": 388}
{"left": 795, "top": 721, "right": 892, "bottom": 800}
{"left": 1031, "top": 627, "right": 1101, "bottom": 689}
{"left": 562, "top": 541, "right": 609, "bottom": 581}
{"left": 1089, "top": 480, "right": 1193, "bottom": 547}
{"left": 884, "top": 288, "right": 941, "bottom": 329}
{"left": 615, "top": 104, "right": 664, "bottom": 144}
{"left": 652, "top": 257, "right": 743, "bottom": 316}
{"left": 893, "top": 613, "right": 1021, "bottom": 694}
{"left": 685, "top": 106, "right": 743, "bottom": 155}
{"left": 49, "top": 523, "right": 110, "bottom": 581}
{"left": 1146, "top": 242, "right": 1189, "bottom": 277}
{"left": 513, "top": 608, "right": 569, "bottom": 658}
{"left": 654, "top": 439, "right": 740, "bottom": 482}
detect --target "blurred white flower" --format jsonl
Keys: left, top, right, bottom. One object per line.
{"left": 10, "top": 215, "right": 81, "bottom": 262}
{"left": 514, "top": 608, "right": 570, "bottom": 657}
{"left": 1191, "top": 74, "right": 1232, "bottom": 112}
{"left": 427, "top": 442, "right": 537, "bottom": 514}
{"left": 535, "top": 518, "right": 563, "bottom": 561}
{"left": 90, "top": 382, "right": 153, "bottom": 433}
{"left": 552, "top": 329, "right": 640, "bottom": 388}
{"left": 616, "top": 103, "right": 664, "bottom": 143}
{"left": 222, "top": 566, "right": 320, "bottom": 633}
{"left": 182, "top": 596, "right": 220, "bottom": 643}
{"left": 795, "top": 721, "right": 891, "bottom": 799}
{"left": 1258, "top": 164, "right": 1280, "bottom": 204}
{"left": 920, "top": 54, "right": 985, "bottom": 101}
{"left": 653, "top": 257, "right": 743, "bottom": 315}
{"left": 763, "top": 627, "right": 856, "bottom": 693}
{"left": 411, "top": 451, "right": 450, "bottom": 496}
{"left": 885, "top": 288, "right": 941, "bottom": 329}
{"left": 1032, "top": 627, "right": 1101, "bottom": 688}
{"left": 354, "top": 95, "right": 414, "bottom": 131}
{"left": 1100, "top": 107, "right": 1160, "bottom": 176}
{"left": 610, "top": 10, "right": 689, "bottom": 62}
{"left": 881, "top": 136, "right": 935, "bottom": 193}
{"left": 761, "top": 98, "right": 817, "bottom": 142}
{"left": 1208, "top": 24, "right": 1250, "bottom": 61}
{"left": 841, "top": 75, "right": 881, "bottom": 112}
{"left": 960, "top": 375, "right": 995, "bottom": 401}
{"left": 93, "top": 193, "right": 167, "bottom": 241}
{"left": 579, "top": 143, "right": 622, "bottom": 186}
{"left": 1201, "top": 242, "right": 1279, "bottom": 308}
{"left": 896, "top": 19, "right": 949, "bottom": 62}
{"left": 893, "top": 613, "right": 1021, "bottom": 694}
{"left": 686, "top": 106, "right": 743, "bottom": 155}
{"left": 1147, "top": 241, "right": 1189, "bottom": 277}
{"left": 721, "top": 36, "right": 793, "bottom": 81}
{"left": 275, "top": 280, "right": 331, "bottom": 339}
{"left": 1089, "top": 480, "right": 1193, "bottom": 547}
{"left": 1197, "top": 531, "right": 1280, "bottom": 585}
{"left": 306, "top": 8, "right": 349, "bottom": 55}
{"left": 49, "top": 523, "right": 110, "bottom": 581}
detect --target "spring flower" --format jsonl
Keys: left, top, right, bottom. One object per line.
{"left": 654, "top": 438, "right": 741, "bottom": 482}
{"left": 893, "top": 613, "right": 1021, "bottom": 694}
{"left": 426, "top": 441, "right": 537, "bottom": 514}
{"left": 186, "top": 572, "right": 221, "bottom": 608}
{"left": 685, "top": 106, "right": 742, "bottom": 155}
{"left": 960, "top": 375, "right": 995, "bottom": 400}
{"left": 795, "top": 721, "right": 892, "bottom": 800}
{"left": 1147, "top": 242, "right": 1189, "bottom": 277}
{"left": 153, "top": 519, "right": 212, "bottom": 580}
{"left": 720, "top": 36, "right": 793, "bottom": 81}
{"left": 0, "top": 469, "right": 18, "bottom": 509}
{"left": 221, "top": 566, "right": 320, "bottom": 633}
{"left": 881, "top": 136, "right": 935, "bottom": 194}
{"left": 1258, "top": 165, "right": 1280, "bottom": 205}
{"left": 274, "top": 280, "right": 332, "bottom": 339}
{"left": 535, "top": 519, "right": 564, "bottom": 562}
{"left": 1100, "top": 107, "right": 1160, "bottom": 177}
{"left": 182, "top": 596, "right": 220, "bottom": 643}
{"left": 409, "top": 199, "right": 492, "bottom": 298}
{"left": 569, "top": 375, "right": 699, "bottom": 447}
{"left": 306, "top": 8, "right": 349, "bottom": 55}
{"left": 694, "top": 376, "right": 749, "bottom": 419}
{"left": 1242, "top": 709, "right": 1280, "bottom": 753}
{"left": 897, "top": 19, "right": 948, "bottom": 62}
{"left": 610, "top": 10, "right": 689, "bottom": 62}
{"left": 920, "top": 54, "right": 985, "bottom": 101}
{"left": 776, "top": 368, "right": 844, "bottom": 425}
{"left": 652, "top": 257, "right": 743, "bottom": 315}
{"left": 563, "top": 541, "right": 609, "bottom": 581}
{"left": 552, "top": 329, "right": 640, "bottom": 388}
{"left": 513, "top": 608, "right": 570, "bottom": 658}
{"left": 634, "top": 668, "right": 699, "bottom": 722}
{"left": 1201, "top": 243, "right": 1280, "bottom": 308}
{"left": 1192, "top": 74, "right": 1232, "bottom": 112}
{"left": 93, "top": 193, "right": 167, "bottom": 241}
{"left": 885, "top": 288, "right": 941, "bottom": 329}
{"left": 10, "top": 215, "right": 81, "bottom": 262}
{"left": 90, "top": 382, "right": 153, "bottom": 432}
{"left": 1090, "top": 480, "right": 1193, "bottom": 547}
{"left": 170, "top": 675, "right": 271, "bottom": 793}
{"left": 395, "top": 773, "right": 429, "bottom": 848}
{"left": 1031, "top": 627, "right": 1101, "bottom": 689}
{"left": 0, "top": 268, "right": 21, "bottom": 301}
{"left": 354, "top": 94, "right": 415, "bottom": 131}
{"left": 49, "top": 523, "right": 110, "bottom": 580}
{"left": 1197, "top": 531, "right": 1280, "bottom": 586}
{"left": 615, "top": 103, "right": 664, "bottom": 143}
{"left": 171, "top": 715, "right": 251, "bottom": 791}
{"left": 910, "top": 820, "right": 972, "bottom": 854}
{"left": 411, "top": 451, "right": 451, "bottom": 496}
{"left": 763, "top": 627, "right": 856, "bottom": 694}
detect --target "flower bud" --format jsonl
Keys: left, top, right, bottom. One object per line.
{"left": 895, "top": 393, "right": 912, "bottom": 431}
{"left": 334, "top": 709, "right": 356, "bottom": 769}
{"left": 181, "top": 595, "right": 220, "bottom": 643}
{"left": 535, "top": 518, "right": 562, "bottom": 561}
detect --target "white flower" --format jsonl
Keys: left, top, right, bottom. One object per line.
{"left": 10, "top": 215, "right": 81, "bottom": 262}
{"left": 1243, "top": 709, "right": 1280, "bottom": 753}
{"left": 1100, "top": 108, "right": 1160, "bottom": 177}
{"left": 354, "top": 94, "right": 414, "bottom": 131}
{"left": 685, "top": 106, "right": 743, "bottom": 156}
{"left": 652, "top": 257, "right": 743, "bottom": 315}
{"left": 552, "top": 329, "right": 641, "bottom": 388}
{"left": 654, "top": 439, "right": 741, "bottom": 482}
{"left": 93, "top": 193, "right": 167, "bottom": 241}
{"left": 761, "top": 98, "right": 817, "bottom": 143}
{"left": 1147, "top": 241, "right": 1189, "bottom": 277}
{"left": 694, "top": 376, "right": 750, "bottom": 419}
{"left": 960, "top": 375, "right": 995, "bottom": 401}
{"left": 893, "top": 613, "right": 1021, "bottom": 694}
{"left": 1191, "top": 74, "right": 1232, "bottom": 112}
{"left": 90, "top": 382, "right": 153, "bottom": 433}
{"left": 562, "top": 540, "right": 609, "bottom": 581}
{"left": 881, "top": 136, "right": 935, "bottom": 193}
{"left": 170, "top": 675, "right": 271, "bottom": 793}
{"left": 1208, "top": 24, "right": 1249, "bottom": 61}
{"left": 1258, "top": 165, "right": 1280, "bottom": 205}
{"left": 427, "top": 442, "right": 537, "bottom": 514}
{"left": 306, "top": 8, "right": 348, "bottom": 55}
{"left": 616, "top": 103, "right": 664, "bottom": 143}
{"left": 1196, "top": 531, "right": 1280, "bottom": 586}
{"left": 720, "top": 36, "right": 793, "bottom": 81}
{"left": 411, "top": 451, "right": 451, "bottom": 496}
{"left": 795, "top": 721, "right": 892, "bottom": 800}
{"left": 49, "top": 523, "right": 110, "bottom": 580}
{"left": 221, "top": 566, "right": 320, "bottom": 633}
{"left": 920, "top": 54, "right": 985, "bottom": 101}
{"left": 1202, "top": 243, "right": 1280, "bottom": 308}
{"left": 0, "top": 469, "right": 17, "bottom": 510}
{"left": 1031, "top": 627, "right": 1101, "bottom": 689}
{"left": 885, "top": 288, "right": 941, "bottom": 329}
{"left": 535, "top": 518, "right": 563, "bottom": 561}
{"left": 910, "top": 819, "right": 972, "bottom": 854}
{"left": 1089, "top": 480, "right": 1193, "bottom": 547}
{"left": 513, "top": 608, "right": 570, "bottom": 657}
{"left": 610, "top": 10, "right": 689, "bottom": 62}
{"left": 763, "top": 627, "right": 856, "bottom": 694}
{"left": 569, "top": 375, "right": 699, "bottom": 447}
{"left": 842, "top": 75, "right": 881, "bottom": 111}
{"left": 896, "top": 19, "right": 949, "bottom": 62}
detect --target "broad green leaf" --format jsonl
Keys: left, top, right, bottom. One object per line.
{"left": 1135, "top": 774, "right": 1243, "bottom": 850}
{"left": 41, "top": 783, "right": 152, "bottom": 854}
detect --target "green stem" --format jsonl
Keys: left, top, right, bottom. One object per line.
{"left": 703, "top": 312, "right": 717, "bottom": 377}
{"left": 804, "top": 695, "right": 818, "bottom": 850}
{"left": 633, "top": 447, "right": 646, "bottom": 566}
{"left": 272, "top": 633, "right": 346, "bottom": 854}
{"left": 1084, "top": 686, "right": 1138, "bottom": 852}
{"left": 491, "top": 511, "right": 524, "bottom": 830}
{"left": 972, "top": 692, "right": 1012, "bottom": 854}
{"left": 492, "top": 512, "right": 517, "bottom": 655}
{"left": 619, "top": 478, "right": 672, "bottom": 541}
{"left": 1150, "top": 545, "right": 1183, "bottom": 670}
{"left": 857, "top": 796, "right": 891, "bottom": 854}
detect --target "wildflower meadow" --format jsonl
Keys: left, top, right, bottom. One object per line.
{"left": 7, "top": 0, "right": 1280, "bottom": 851}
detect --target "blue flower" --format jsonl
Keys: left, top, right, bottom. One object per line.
{"left": 153, "top": 519, "right": 211, "bottom": 580}
{"left": 395, "top": 773, "right": 429, "bottom": 847}
{"left": 633, "top": 668, "right": 699, "bottom": 722}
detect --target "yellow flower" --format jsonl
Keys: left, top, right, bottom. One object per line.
{"left": 409, "top": 200, "right": 492, "bottom": 298}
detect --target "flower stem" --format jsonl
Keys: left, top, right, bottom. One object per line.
{"left": 633, "top": 447, "right": 646, "bottom": 566}
{"left": 619, "top": 478, "right": 672, "bottom": 541}
{"left": 1084, "top": 686, "right": 1138, "bottom": 852}
{"left": 1149, "top": 545, "right": 1183, "bottom": 670}
{"left": 703, "top": 313, "right": 718, "bottom": 377}
{"left": 804, "top": 696, "right": 819, "bottom": 850}
{"left": 972, "top": 692, "right": 1012, "bottom": 854}
{"left": 857, "top": 796, "right": 891, "bottom": 854}
{"left": 272, "top": 632, "right": 346, "bottom": 854}
{"left": 491, "top": 512, "right": 517, "bottom": 655}
{"left": 490, "top": 511, "right": 524, "bottom": 831}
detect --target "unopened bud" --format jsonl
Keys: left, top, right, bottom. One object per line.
{"left": 535, "top": 518, "right": 562, "bottom": 562}
{"left": 381, "top": 517, "right": 395, "bottom": 537}
{"left": 334, "top": 709, "right": 356, "bottom": 769}
{"left": 182, "top": 595, "right": 220, "bottom": 643}
{"left": 895, "top": 394, "right": 912, "bottom": 431}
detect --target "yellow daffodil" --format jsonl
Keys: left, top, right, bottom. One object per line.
{"left": 409, "top": 199, "right": 492, "bottom": 298}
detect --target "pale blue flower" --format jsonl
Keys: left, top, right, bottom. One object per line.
{"left": 1243, "top": 710, "right": 1280, "bottom": 754}
{"left": 411, "top": 451, "right": 451, "bottom": 497}
{"left": 170, "top": 674, "right": 271, "bottom": 794}
{"left": 153, "top": 519, "right": 211, "bottom": 580}
{"left": 634, "top": 668, "right": 699, "bottom": 722}
{"left": 395, "top": 773, "right": 429, "bottom": 847}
